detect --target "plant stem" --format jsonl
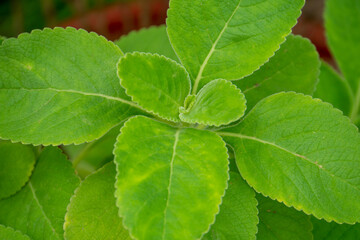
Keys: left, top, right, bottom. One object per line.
{"left": 350, "top": 81, "right": 360, "bottom": 123}
{"left": 72, "top": 141, "right": 96, "bottom": 168}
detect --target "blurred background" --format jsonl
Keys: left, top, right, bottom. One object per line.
{"left": 0, "top": 0, "right": 330, "bottom": 61}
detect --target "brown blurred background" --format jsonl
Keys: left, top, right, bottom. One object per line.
{"left": 0, "top": 0, "right": 329, "bottom": 60}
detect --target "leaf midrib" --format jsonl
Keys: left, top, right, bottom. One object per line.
{"left": 192, "top": 0, "right": 243, "bottom": 94}
{"left": 218, "top": 131, "right": 360, "bottom": 193}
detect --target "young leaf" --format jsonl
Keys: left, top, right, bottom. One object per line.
{"left": 235, "top": 35, "right": 320, "bottom": 111}
{"left": 256, "top": 195, "right": 312, "bottom": 240}
{"left": 203, "top": 172, "right": 258, "bottom": 240}
{"left": 179, "top": 79, "right": 246, "bottom": 126}
{"left": 0, "top": 141, "right": 36, "bottom": 200}
{"left": 0, "top": 147, "right": 80, "bottom": 240}
{"left": 115, "top": 26, "right": 179, "bottom": 62}
{"left": 114, "top": 116, "right": 229, "bottom": 240}
{"left": 167, "top": 0, "right": 305, "bottom": 93}
{"left": 325, "top": 0, "right": 360, "bottom": 92}
{"left": 0, "top": 27, "right": 142, "bottom": 146}
{"left": 0, "top": 225, "right": 30, "bottom": 240}
{"left": 219, "top": 92, "right": 360, "bottom": 224}
{"left": 64, "top": 162, "right": 130, "bottom": 240}
{"left": 312, "top": 217, "right": 360, "bottom": 240}
{"left": 117, "top": 52, "right": 190, "bottom": 122}
{"left": 314, "top": 62, "right": 352, "bottom": 116}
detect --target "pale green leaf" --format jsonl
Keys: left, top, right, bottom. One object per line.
{"left": 203, "top": 172, "right": 258, "bottom": 240}
{"left": 118, "top": 52, "right": 190, "bottom": 122}
{"left": 219, "top": 92, "right": 360, "bottom": 224}
{"left": 180, "top": 79, "right": 246, "bottom": 126}
{"left": 257, "top": 195, "right": 312, "bottom": 240}
{"left": 0, "top": 141, "right": 36, "bottom": 200}
{"left": 325, "top": 0, "right": 360, "bottom": 92}
{"left": 312, "top": 217, "right": 360, "bottom": 240}
{"left": 235, "top": 35, "right": 320, "bottom": 111}
{"left": 314, "top": 61, "right": 352, "bottom": 116}
{"left": 114, "top": 116, "right": 229, "bottom": 240}
{"left": 64, "top": 162, "right": 130, "bottom": 240}
{"left": 0, "top": 27, "right": 142, "bottom": 146}
{"left": 0, "top": 147, "right": 80, "bottom": 240}
{"left": 167, "top": 0, "right": 305, "bottom": 93}
{"left": 115, "top": 25, "right": 178, "bottom": 62}
{"left": 0, "top": 225, "right": 30, "bottom": 240}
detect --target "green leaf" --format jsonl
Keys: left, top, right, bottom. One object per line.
{"left": 114, "top": 116, "right": 229, "bottom": 240}
{"left": 117, "top": 52, "right": 190, "bottom": 122}
{"left": 203, "top": 172, "right": 258, "bottom": 240}
{"left": 314, "top": 62, "right": 352, "bottom": 116}
{"left": 64, "top": 162, "right": 130, "bottom": 240}
{"left": 114, "top": 25, "right": 178, "bottom": 62}
{"left": 180, "top": 79, "right": 246, "bottom": 126}
{"left": 0, "top": 225, "right": 30, "bottom": 240}
{"left": 312, "top": 217, "right": 360, "bottom": 240}
{"left": 0, "top": 36, "right": 5, "bottom": 44}
{"left": 0, "top": 27, "right": 142, "bottom": 146}
{"left": 235, "top": 35, "right": 320, "bottom": 111}
{"left": 167, "top": 0, "right": 305, "bottom": 93}
{"left": 219, "top": 92, "right": 360, "bottom": 224}
{"left": 256, "top": 195, "right": 312, "bottom": 240}
{"left": 0, "top": 141, "right": 36, "bottom": 200}
{"left": 325, "top": 0, "right": 360, "bottom": 92}
{"left": 0, "top": 147, "right": 80, "bottom": 240}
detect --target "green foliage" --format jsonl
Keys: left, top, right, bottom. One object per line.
{"left": 220, "top": 92, "right": 360, "bottom": 224}
{"left": 203, "top": 172, "right": 258, "bottom": 240}
{"left": 64, "top": 163, "right": 130, "bottom": 240}
{"left": 114, "top": 116, "right": 229, "bottom": 240}
{"left": 0, "top": 147, "right": 80, "bottom": 239}
{"left": 0, "top": 0, "right": 359, "bottom": 239}
{"left": 256, "top": 195, "right": 312, "bottom": 240}
{"left": 0, "top": 36, "right": 5, "bottom": 44}
{"left": 0, "top": 141, "right": 36, "bottom": 200}
{"left": 118, "top": 52, "right": 190, "bottom": 122}
{"left": 0, "top": 225, "right": 30, "bottom": 240}
{"left": 180, "top": 79, "right": 246, "bottom": 126}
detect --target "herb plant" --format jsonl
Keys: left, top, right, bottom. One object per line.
{"left": 0, "top": 0, "right": 359, "bottom": 239}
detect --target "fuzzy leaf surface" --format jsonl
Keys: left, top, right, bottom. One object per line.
{"left": 0, "top": 225, "right": 30, "bottom": 240}
{"left": 220, "top": 92, "right": 360, "bottom": 224}
{"left": 312, "top": 217, "right": 360, "bottom": 240}
{"left": 0, "top": 147, "right": 80, "bottom": 240}
{"left": 314, "top": 62, "right": 352, "bottom": 116}
{"left": 0, "top": 27, "right": 142, "bottom": 145}
{"left": 118, "top": 52, "right": 190, "bottom": 122}
{"left": 64, "top": 162, "right": 130, "bottom": 240}
{"left": 114, "top": 116, "right": 229, "bottom": 240}
{"left": 115, "top": 26, "right": 178, "bottom": 62}
{"left": 235, "top": 35, "right": 320, "bottom": 111}
{"left": 325, "top": 0, "right": 360, "bottom": 91}
{"left": 0, "top": 141, "right": 36, "bottom": 200}
{"left": 202, "top": 172, "right": 258, "bottom": 240}
{"left": 167, "top": 0, "right": 305, "bottom": 93}
{"left": 180, "top": 79, "right": 246, "bottom": 126}
{"left": 257, "top": 195, "right": 312, "bottom": 240}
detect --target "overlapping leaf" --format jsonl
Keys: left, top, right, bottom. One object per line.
{"left": 235, "top": 35, "right": 320, "bottom": 111}
{"left": 0, "top": 225, "right": 30, "bottom": 240}
{"left": 257, "top": 195, "right": 312, "bottom": 240}
{"left": 117, "top": 52, "right": 190, "bottom": 122}
{"left": 180, "top": 79, "right": 246, "bottom": 126}
{"left": 167, "top": 0, "right": 305, "bottom": 93}
{"left": 0, "top": 141, "right": 36, "bottom": 200}
{"left": 115, "top": 26, "right": 178, "bottom": 62}
{"left": 312, "top": 217, "right": 360, "bottom": 240}
{"left": 219, "top": 92, "right": 360, "bottom": 224}
{"left": 314, "top": 62, "right": 352, "bottom": 116}
{"left": 64, "top": 162, "right": 130, "bottom": 240}
{"left": 0, "top": 27, "right": 142, "bottom": 145}
{"left": 203, "top": 172, "right": 258, "bottom": 240}
{"left": 114, "top": 116, "right": 229, "bottom": 240}
{"left": 0, "top": 147, "right": 80, "bottom": 240}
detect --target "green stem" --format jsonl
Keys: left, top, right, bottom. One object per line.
{"left": 72, "top": 141, "right": 96, "bottom": 168}
{"left": 350, "top": 82, "right": 360, "bottom": 123}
